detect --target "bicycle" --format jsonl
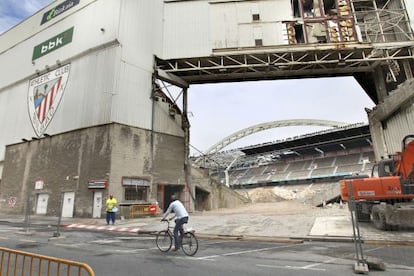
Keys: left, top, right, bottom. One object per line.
{"left": 155, "top": 218, "right": 198, "bottom": 256}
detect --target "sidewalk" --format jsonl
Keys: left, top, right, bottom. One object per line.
{"left": 3, "top": 205, "right": 414, "bottom": 245}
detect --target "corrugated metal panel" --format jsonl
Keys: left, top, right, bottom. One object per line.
{"left": 110, "top": 0, "right": 165, "bottom": 130}
{"left": 162, "top": 0, "right": 296, "bottom": 54}
{"left": 111, "top": 61, "right": 153, "bottom": 129}
{"left": 0, "top": 82, "right": 34, "bottom": 160}
{"left": 407, "top": 102, "right": 414, "bottom": 131}
{"left": 49, "top": 46, "right": 118, "bottom": 131}
{"left": 0, "top": 0, "right": 97, "bottom": 54}
{"left": 382, "top": 100, "right": 414, "bottom": 154}
{"left": 119, "top": 0, "right": 163, "bottom": 68}
{"left": 0, "top": 0, "right": 120, "bottom": 90}
{"left": 163, "top": 0, "right": 211, "bottom": 58}
{"left": 0, "top": 46, "right": 119, "bottom": 160}
{"left": 153, "top": 101, "right": 184, "bottom": 137}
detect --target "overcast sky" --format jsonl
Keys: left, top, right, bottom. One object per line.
{"left": 2, "top": 0, "right": 413, "bottom": 155}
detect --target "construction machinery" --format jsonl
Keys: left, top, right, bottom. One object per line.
{"left": 340, "top": 135, "right": 414, "bottom": 230}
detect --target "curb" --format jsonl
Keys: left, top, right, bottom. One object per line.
{"left": 6, "top": 219, "right": 414, "bottom": 247}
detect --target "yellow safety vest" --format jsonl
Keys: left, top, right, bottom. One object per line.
{"left": 106, "top": 198, "right": 117, "bottom": 211}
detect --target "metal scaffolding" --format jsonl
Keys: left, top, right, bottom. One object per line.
{"left": 156, "top": 0, "right": 414, "bottom": 85}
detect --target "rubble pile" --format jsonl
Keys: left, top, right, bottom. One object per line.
{"left": 248, "top": 188, "right": 285, "bottom": 203}
{"left": 243, "top": 183, "right": 339, "bottom": 205}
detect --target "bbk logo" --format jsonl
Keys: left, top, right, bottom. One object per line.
{"left": 32, "top": 27, "right": 74, "bottom": 60}
{"left": 28, "top": 64, "right": 71, "bottom": 137}
{"left": 41, "top": 37, "right": 64, "bottom": 54}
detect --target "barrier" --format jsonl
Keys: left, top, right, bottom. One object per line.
{"left": 0, "top": 246, "right": 95, "bottom": 276}
{"left": 128, "top": 204, "right": 158, "bottom": 218}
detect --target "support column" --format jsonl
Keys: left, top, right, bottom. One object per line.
{"left": 182, "top": 87, "right": 195, "bottom": 212}
{"left": 373, "top": 67, "right": 388, "bottom": 103}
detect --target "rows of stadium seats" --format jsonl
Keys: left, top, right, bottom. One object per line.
{"left": 224, "top": 151, "right": 375, "bottom": 186}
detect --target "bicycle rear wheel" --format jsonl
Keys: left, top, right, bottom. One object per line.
{"left": 181, "top": 232, "right": 198, "bottom": 256}
{"left": 156, "top": 230, "right": 172, "bottom": 252}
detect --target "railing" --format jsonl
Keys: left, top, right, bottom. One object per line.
{"left": 0, "top": 246, "right": 95, "bottom": 276}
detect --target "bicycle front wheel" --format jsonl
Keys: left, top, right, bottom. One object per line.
{"left": 181, "top": 232, "right": 198, "bottom": 256}
{"left": 156, "top": 230, "right": 173, "bottom": 252}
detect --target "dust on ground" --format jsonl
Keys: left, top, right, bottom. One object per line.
{"left": 202, "top": 184, "right": 347, "bottom": 217}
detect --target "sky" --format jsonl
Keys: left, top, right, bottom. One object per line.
{"left": 1, "top": 0, "right": 413, "bottom": 156}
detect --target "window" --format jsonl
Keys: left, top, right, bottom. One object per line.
{"left": 125, "top": 186, "right": 147, "bottom": 200}
{"left": 122, "top": 177, "right": 150, "bottom": 201}
{"left": 255, "top": 39, "right": 263, "bottom": 46}
{"left": 252, "top": 14, "right": 260, "bottom": 21}
{"left": 254, "top": 26, "right": 262, "bottom": 46}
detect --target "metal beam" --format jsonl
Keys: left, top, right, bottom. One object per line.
{"left": 155, "top": 42, "right": 414, "bottom": 84}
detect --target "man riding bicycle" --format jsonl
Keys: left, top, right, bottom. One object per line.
{"left": 161, "top": 194, "right": 189, "bottom": 251}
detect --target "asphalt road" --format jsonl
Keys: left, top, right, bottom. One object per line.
{"left": 0, "top": 223, "right": 414, "bottom": 276}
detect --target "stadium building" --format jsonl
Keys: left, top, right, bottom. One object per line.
{"left": 195, "top": 123, "right": 373, "bottom": 204}
{"left": 1, "top": 0, "right": 414, "bottom": 218}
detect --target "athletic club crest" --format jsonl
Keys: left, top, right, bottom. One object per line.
{"left": 28, "top": 64, "right": 70, "bottom": 137}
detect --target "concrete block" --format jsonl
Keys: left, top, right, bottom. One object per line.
{"left": 366, "top": 256, "right": 386, "bottom": 271}
{"left": 353, "top": 262, "right": 369, "bottom": 274}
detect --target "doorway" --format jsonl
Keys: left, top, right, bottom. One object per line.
{"left": 93, "top": 191, "right": 102, "bottom": 218}
{"left": 36, "top": 193, "right": 49, "bottom": 214}
{"left": 160, "top": 184, "right": 184, "bottom": 212}
{"left": 61, "top": 192, "right": 75, "bottom": 218}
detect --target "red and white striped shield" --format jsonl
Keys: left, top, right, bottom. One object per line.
{"left": 28, "top": 64, "right": 70, "bottom": 137}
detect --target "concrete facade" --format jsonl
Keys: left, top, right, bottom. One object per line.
{"left": 0, "top": 123, "right": 185, "bottom": 218}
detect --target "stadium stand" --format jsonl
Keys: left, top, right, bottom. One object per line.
{"left": 191, "top": 123, "right": 374, "bottom": 191}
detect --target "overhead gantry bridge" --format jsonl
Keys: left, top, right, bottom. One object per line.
{"left": 155, "top": 41, "right": 414, "bottom": 104}
{"left": 155, "top": 0, "right": 414, "bottom": 104}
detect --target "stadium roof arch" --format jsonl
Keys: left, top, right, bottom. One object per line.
{"left": 204, "top": 119, "right": 349, "bottom": 155}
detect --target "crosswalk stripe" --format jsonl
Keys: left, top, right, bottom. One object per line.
{"left": 64, "top": 224, "right": 140, "bottom": 234}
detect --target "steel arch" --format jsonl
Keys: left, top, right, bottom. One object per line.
{"left": 205, "top": 119, "right": 349, "bottom": 154}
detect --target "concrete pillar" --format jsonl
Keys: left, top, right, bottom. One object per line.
{"left": 373, "top": 67, "right": 389, "bottom": 103}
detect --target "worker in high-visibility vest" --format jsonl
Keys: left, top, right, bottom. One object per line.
{"left": 106, "top": 194, "right": 117, "bottom": 225}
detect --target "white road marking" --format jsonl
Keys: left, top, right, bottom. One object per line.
{"left": 19, "top": 239, "right": 36, "bottom": 243}
{"left": 55, "top": 243, "right": 86, "bottom": 248}
{"left": 301, "top": 257, "right": 336, "bottom": 269}
{"left": 91, "top": 239, "right": 121, "bottom": 244}
{"left": 114, "top": 249, "right": 148, "bottom": 253}
{"left": 257, "top": 264, "right": 326, "bottom": 271}
{"left": 117, "top": 236, "right": 154, "bottom": 240}
{"left": 364, "top": 246, "right": 383, "bottom": 253}
{"left": 195, "top": 244, "right": 300, "bottom": 260}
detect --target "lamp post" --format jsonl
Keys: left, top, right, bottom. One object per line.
{"left": 23, "top": 192, "right": 31, "bottom": 233}
{"left": 53, "top": 192, "right": 64, "bottom": 237}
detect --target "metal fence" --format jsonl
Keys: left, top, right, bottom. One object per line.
{"left": 0, "top": 246, "right": 95, "bottom": 276}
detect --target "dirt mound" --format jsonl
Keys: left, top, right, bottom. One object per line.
{"left": 248, "top": 187, "right": 285, "bottom": 203}
{"left": 237, "top": 183, "right": 340, "bottom": 206}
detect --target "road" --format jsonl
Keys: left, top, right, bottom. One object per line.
{"left": 0, "top": 223, "right": 414, "bottom": 276}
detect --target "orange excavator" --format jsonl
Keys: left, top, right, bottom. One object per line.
{"left": 340, "top": 135, "right": 414, "bottom": 230}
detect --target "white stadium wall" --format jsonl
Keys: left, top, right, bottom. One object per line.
{"left": 162, "top": 0, "right": 294, "bottom": 58}
{"left": 0, "top": 0, "right": 121, "bottom": 161}
{"left": 210, "top": 0, "right": 293, "bottom": 49}
{"left": 0, "top": 0, "right": 183, "bottom": 162}
{"left": 163, "top": 0, "right": 211, "bottom": 58}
